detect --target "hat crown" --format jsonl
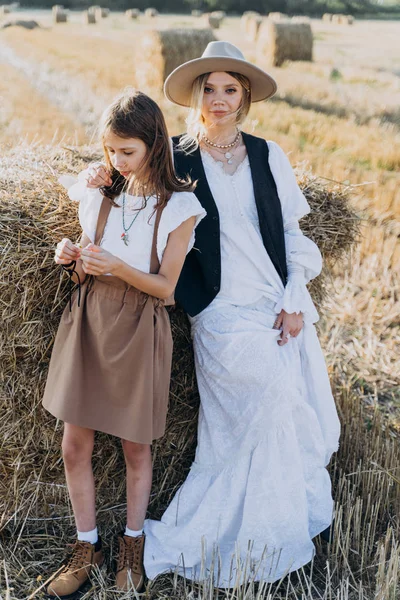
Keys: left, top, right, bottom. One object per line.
{"left": 201, "top": 41, "right": 245, "bottom": 62}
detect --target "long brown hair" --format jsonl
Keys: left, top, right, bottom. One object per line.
{"left": 99, "top": 88, "right": 194, "bottom": 207}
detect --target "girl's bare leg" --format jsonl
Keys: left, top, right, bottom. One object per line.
{"left": 62, "top": 423, "right": 96, "bottom": 531}
{"left": 122, "top": 440, "right": 152, "bottom": 530}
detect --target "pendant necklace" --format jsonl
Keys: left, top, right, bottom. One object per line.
{"left": 121, "top": 192, "right": 140, "bottom": 246}
{"left": 203, "top": 130, "right": 241, "bottom": 165}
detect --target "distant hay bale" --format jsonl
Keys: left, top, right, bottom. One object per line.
{"left": 257, "top": 20, "right": 313, "bottom": 67}
{"left": 53, "top": 8, "right": 67, "bottom": 23}
{"left": 126, "top": 8, "right": 140, "bottom": 19}
{"left": 95, "top": 7, "right": 109, "bottom": 18}
{"left": 346, "top": 14, "right": 354, "bottom": 24}
{"left": 291, "top": 16, "right": 310, "bottom": 23}
{"left": 52, "top": 4, "right": 63, "bottom": 14}
{"left": 135, "top": 28, "right": 216, "bottom": 90}
{"left": 84, "top": 10, "right": 96, "bottom": 24}
{"left": 191, "top": 9, "right": 202, "bottom": 17}
{"left": 207, "top": 12, "right": 224, "bottom": 29}
{"left": 268, "top": 12, "right": 288, "bottom": 21}
{"left": 245, "top": 15, "right": 262, "bottom": 42}
{"left": 144, "top": 7, "right": 158, "bottom": 17}
{"left": 0, "top": 5, "right": 11, "bottom": 14}
{"left": 2, "top": 19, "right": 40, "bottom": 29}
{"left": 240, "top": 10, "right": 260, "bottom": 32}
{"left": 332, "top": 13, "right": 353, "bottom": 24}
{"left": 322, "top": 13, "right": 332, "bottom": 22}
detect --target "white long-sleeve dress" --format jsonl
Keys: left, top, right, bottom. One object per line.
{"left": 144, "top": 141, "right": 341, "bottom": 586}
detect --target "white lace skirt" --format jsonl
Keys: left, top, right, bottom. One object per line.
{"left": 144, "top": 297, "right": 340, "bottom": 586}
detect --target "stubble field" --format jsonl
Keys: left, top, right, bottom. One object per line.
{"left": 0, "top": 9, "right": 399, "bottom": 600}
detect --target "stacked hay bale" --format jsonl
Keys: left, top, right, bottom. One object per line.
{"left": 207, "top": 11, "right": 224, "bottom": 29}
{"left": 52, "top": 5, "right": 67, "bottom": 23}
{"left": 126, "top": 8, "right": 140, "bottom": 19}
{"left": 0, "top": 144, "right": 360, "bottom": 528}
{"left": 135, "top": 28, "right": 216, "bottom": 91}
{"left": 322, "top": 13, "right": 333, "bottom": 22}
{"left": 144, "top": 7, "right": 158, "bottom": 17}
{"left": 268, "top": 12, "right": 288, "bottom": 21}
{"left": 192, "top": 9, "right": 202, "bottom": 17}
{"left": 84, "top": 9, "right": 96, "bottom": 24}
{"left": 257, "top": 19, "right": 313, "bottom": 66}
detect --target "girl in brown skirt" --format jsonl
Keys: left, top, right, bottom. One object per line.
{"left": 42, "top": 89, "right": 206, "bottom": 598}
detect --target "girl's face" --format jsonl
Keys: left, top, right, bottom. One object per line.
{"left": 104, "top": 130, "right": 148, "bottom": 179}
{"left": 201, "top": 72, "right": 244, "bottom": 129}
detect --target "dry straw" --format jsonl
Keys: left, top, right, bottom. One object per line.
{"left": 1, "top": 144, "right": 399, "bottom": 599}
{"left": 134, "top": 28, "right": 216, "bottom": 91}
{"left": 84, "top": 9, "right": 96, "bottom": 24}
{"left": 257, "top": 20, "right": 313, "bottom": 66}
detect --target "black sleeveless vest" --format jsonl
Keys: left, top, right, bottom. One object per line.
{"left": 173, "top": 132, "right": 287, "bottom": 317}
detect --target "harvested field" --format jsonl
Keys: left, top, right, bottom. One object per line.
{"left": 0, "top": 8, "right": 399, "bottom": 600}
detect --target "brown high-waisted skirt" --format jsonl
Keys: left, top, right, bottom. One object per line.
{"left": 42, "top": 275, "right": 173, "bottom": 444}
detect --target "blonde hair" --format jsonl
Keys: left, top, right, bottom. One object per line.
{"left": 179, "top": 71, "right": 251, "bottom": 153}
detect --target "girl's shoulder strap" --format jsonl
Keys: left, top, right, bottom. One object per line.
{"left": 94, "top": 196, "right": 112, "bottom": 246}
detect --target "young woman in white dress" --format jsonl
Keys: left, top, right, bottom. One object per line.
{"left": 89, "top": 42, "right": 341, "bottom": 587}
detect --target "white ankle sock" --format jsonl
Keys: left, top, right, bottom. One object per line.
{"left": 125, "top": 525, "right": 143, "bottom": 538}
{"left": 77, "top": 526, "right": 98, "bottom": 545}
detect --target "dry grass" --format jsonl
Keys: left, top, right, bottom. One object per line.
{"left": 0, "top": 63, "right": 86, "bottom": 146}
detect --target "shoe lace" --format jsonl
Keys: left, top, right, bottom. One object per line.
{"left": 64, "top": 541, "right": 91, "bottom": 572}
{"left": 118, "top": 537, "right": 142, "bottom": 572}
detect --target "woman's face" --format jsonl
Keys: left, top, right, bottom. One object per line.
{"left": 104, "top": 130, "right": 148, "bottom": 179}
{"left": 201, "top": 72, "right": 244, "bottom": 129}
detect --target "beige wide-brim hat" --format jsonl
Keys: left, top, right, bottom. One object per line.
{"left": 164, "top": 41, "right": 277, "bottom": 107}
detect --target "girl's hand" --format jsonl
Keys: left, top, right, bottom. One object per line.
{"left": 85, "top": 163, "right": 112, "bottom": 188}
{"left": 273, "top": 309, "right": 303, "bottom": 346}
{"left": 54, "top": 238, "right": 81, "bottom": 264}
{"left": 80, "top": 244, "right": 120, "bottom": 276}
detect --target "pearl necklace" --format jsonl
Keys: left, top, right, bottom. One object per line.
{"left": 203, "top": 130, "right": 241, "bottom": 165}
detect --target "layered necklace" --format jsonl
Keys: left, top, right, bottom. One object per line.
{"left": 203, "top": 129, "right": 241, "bottom": 165}
{"left": 121, "top": 192, "right": 140, "bottom": 246}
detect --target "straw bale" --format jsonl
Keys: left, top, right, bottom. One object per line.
{"left": 322, "top": 12, "right": 332, "bottom": 22}
{"left": 84, "top": 9, "right": 96, "bottom": 24}
{"left": 0, "top": 5, "right": 11, "bottom": 14}
{"left": 94, "top": 6, "right": 109, "bottom": 18}
{"left": 191, "top": 9, "right": 202, "bottom": 17}
{"left": 53, "top": 9, "right": 67, "bottom": 23}
{"left": 126, "top": 8, "right": 140, "bottom": 19}
{"left": 245, "top": 14, "right": 262, "bottom": 42}
{"left": 206, "top": 12, "right": 223, "bottom": 29}
{"left": 332, "top": 13, "right": 353, "bottom": 24}
{"left": 52, "top": 3, "right": 63, "bottom": 14}
{"left": 291, "top": 16, "right": 310, "bottom": 23}
{"left": 268, "top": 12, "right": 288, "bottom": 21}
{"left": 257, "top": 19, "right": 313, "bottom": 67}
{"left": 145, "top": 7, "right": 158, "bottom": 17}
{"left": 135, "top": 28, "right": 216, "bottom": 91}
{"left": 0, "top": 145, "right": 360, "bottom": 532}
{"left": 240, "top": 11, "right": 260, "bottom": 32}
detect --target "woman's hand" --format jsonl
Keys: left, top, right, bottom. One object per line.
{"left": 54, "top": 238, "right": 81, "bottom": 265}
{"left": 80, "top": 244, "right": 120, "bottom": 276}
{"left": 273, "top": 309, "right": 303, "bottom": 346}
{"left": 85, "top": 163, "right": 112, "bottom": 188}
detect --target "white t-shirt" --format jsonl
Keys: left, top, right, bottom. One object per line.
{"left": 61, "top": 170, "right": 206, "bottom": 273}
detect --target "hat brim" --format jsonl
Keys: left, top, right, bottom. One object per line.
{"left": 164, "top": 56, "right": 277, "bottom": 107}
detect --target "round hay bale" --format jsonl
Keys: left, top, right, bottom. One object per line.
{"left": 135, "top": 28, "right": 216, "bottom": 91}
{"left": 206, "top": 12, "right": 223, "bottom": 29}
{"left": 95, "top": 7, "right": 109, "bottom": 18}
{"left": 240, "top": 11, "right": 260, "bottom": 32}
{"left": 0, "top": 145, "right": 360, "bottom": 529}
{"left": 191, "top": 9, "right": 202, "bottom": 17}
{"left": 53, "top": 9, "right": 67, "bottom": 23}
{"left": 246, "top": 15, "right": 262, "bottom": 42}
{"left": 0, "top": 5, "right": 11, "bottom": 14}
{"left": 52, "top": 4, "right": 63, "bottom": 14}
{"left": 2, "top": 19, "right": 40, "bottom": 29}
{"left": 291, "top": 16, "right": 310, "bottom": 23}
{"left": 268, "top": 12, "right": 288, "bottom": 21}
{"left": 332, "top": 13, "right": 352, "bottom": 24}
{"left": 84, "top": 9, "right": 96, "bottom": 24}
{"left": 144, "top": 7, "right": 158, "bottom": 17}
{"left": 257, "top": 20, "right": 313, "bottom": 67}
{"left": 126, "top": 8, "right": 140, "bottom": 19}
{"left": 322, "top": 13, "right": 332, "bottom": 22}
{"left": 346, "top": 15, "right": 354, "bottom": 24}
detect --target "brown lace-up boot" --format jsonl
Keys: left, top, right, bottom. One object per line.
{"left": 115, "top": 534, "right": 145, "bottom": 592}
{"left": 47, "top": 539, "right": 104, "bottom": 598}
